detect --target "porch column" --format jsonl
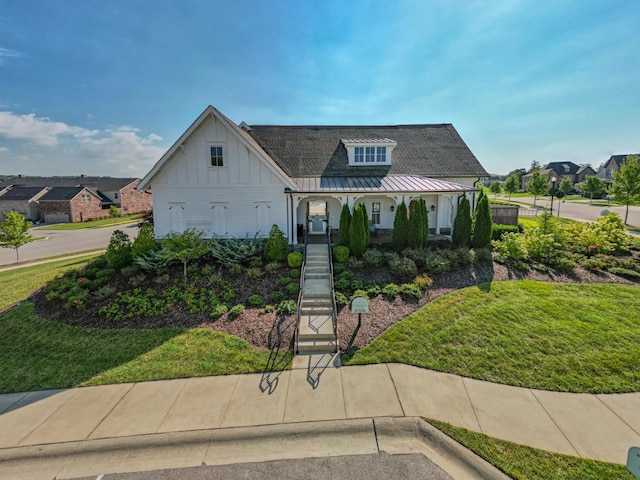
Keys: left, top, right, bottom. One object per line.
{"left": 435, "top": 196, "right": 441, "bottom": 234}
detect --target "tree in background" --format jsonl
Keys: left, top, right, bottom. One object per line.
{"left": 339, "top": 203, "right": 351, "bottom": 247}
{"left": 489, "top": 180, "right": 502, "bottom": 197}
{"left": 558, "top": 177, "right": 574, "bottom": 197}
{"left": 472, "top": 190, "right": 493, "bottom": 248}
{"left": 507, "top": 168, "right": 527, "bottom": 182}
{"left": 578, "top": 175, "right": 606, "bottom": 205}
{"left": 611, "top": 155, "right": 640, "bottom": 224}
{"left": 392, "top": 201, "right": 409, "bottom": 250}
{"left": 452, "top": 194, "right": 472, "bottom": 247}
{"left": 0, "top": 211, "right": 34, "bottom": 263}
{"left": 407, "top": 200, "right": 426, "bottom": 248}
{"left": 503, "top": 174, "right": 520, "bottom": 201}
{"left": 527, "top": 171, "right": 550, "bottom": 206}
{"left": 349, "top": 204, "right": 367, "bottom": 257}
{"left": 529, "top": 160, "right": 541, "bottom": 172}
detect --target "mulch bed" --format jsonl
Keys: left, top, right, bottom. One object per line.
{"left": 31, "top": 260, "right": 638, "bottom": 355}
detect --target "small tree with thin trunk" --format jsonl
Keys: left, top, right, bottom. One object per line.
{"left": 503, "top": 174, "right": 519, "bottom": 201}
{"left": 0, "top": 211, "right": 34, "bottom": 263}
{"left": 339, "top": 203, "right": 351, "bottom": 247}
{"left": 527, "top": 171, "right": 550, "bottom": 206}
{"left": 489, "top": 180, "right": 502, "bottom": 197}
{"left": 558, "top": 177, "right": 574, "bottom": 197}
{"left": 160, "top": 228, "right": 210, "bottom": 283}
{"left": 472, "top": 191, "right": 493, "bottom": 248}
{"left": 577, "top": 175, "right": 606, "bottom": 205}
{"left": 611, "top": 155, "right": 640, "bottom": 224}
{"left": 392, "top": 201, "right": 409, "bottom": 250}
{"left": 452, "top": 194, "right": 472, "bottom": 247}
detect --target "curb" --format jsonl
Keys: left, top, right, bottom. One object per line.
{"left": 0, "top": 417, "right": 509, "bottom": 480}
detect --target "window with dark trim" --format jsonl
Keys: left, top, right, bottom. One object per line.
{"left": 210, "top": 146, "right": 224, "bottom": 167}
{"left": 371, "top": 202, "right": 381, "bottom": 225}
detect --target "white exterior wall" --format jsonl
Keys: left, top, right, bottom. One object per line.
{"left": 150, "top": 115, "right": 288, "bottom": 239}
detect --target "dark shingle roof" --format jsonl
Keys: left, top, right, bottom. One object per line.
{"left": 247, "top": 124, "right": 487, "bottom": 178}
{"left": 0, "top": 186, "right": 47, "bottom": 201}
{"left": 6, "top": 176, "right": 137, "bottom": 191}
{"left": 39, "top": 187, "right": 88, "bottom": 201}
{"left": 544, "top": 162, "right": 580, "bottom": 175}
{"left": 603, "top": 154, "right": 639, "bottom": 169}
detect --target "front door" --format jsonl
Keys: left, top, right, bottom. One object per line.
{"left": 307, "top": 200, "right": 327, "bottom": 234}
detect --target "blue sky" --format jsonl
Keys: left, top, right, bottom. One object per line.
{"left": 0, "top": 0, "right": 639, "bottom": 177}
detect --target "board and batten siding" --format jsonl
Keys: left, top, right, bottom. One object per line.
{"left": 150, "top": 114, "right": 288, "bottom": 238}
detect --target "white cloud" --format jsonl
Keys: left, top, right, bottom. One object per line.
{"left": 0, "top": 47, "right": 21, "bottom": 65}
{"left": 0, "top": 111, "right": 166, "bottom": 176}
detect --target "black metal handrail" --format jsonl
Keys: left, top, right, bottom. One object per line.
{"left": 294, "top": 227, "right": 308, "bottom": 354}
{"left": 326, "top": 226, "right": 338, "bottom": 352}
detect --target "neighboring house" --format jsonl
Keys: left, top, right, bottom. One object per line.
{"left": 575, "top": 165, "right": 596, "bottom": 183}
{"left": 139, "top": 106, "right": 488, "bottom": 244}
{"left": 521, "top": 168, "right": 560, "bottom": 191}
{"left": 38, "top": 187, "right": 104, "bottom": 223}
{"left": 0, "top": 186, "right": 49, "bottom": 221}
{"left": 0, "top": 175, "right": 152, "bottom": 222}
{"left": 597, "top": 154, "right": 639, "bottom": 187}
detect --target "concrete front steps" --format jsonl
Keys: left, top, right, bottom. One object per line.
{"left": 296, "top": 244, "right": 337, "bottom": 355}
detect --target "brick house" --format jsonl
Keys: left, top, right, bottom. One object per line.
{"left": 38, "top": 187, "right": 106, "bottom": 223}
{"left": 0, "top": 186, "right": 49, "bottom": 221}
{"left": 0, "top": 176, "right": 152, "bottom": 222}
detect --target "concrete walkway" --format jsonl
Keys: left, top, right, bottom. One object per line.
{"left": 1, "top": 362, "right": 638, "bottom": 471}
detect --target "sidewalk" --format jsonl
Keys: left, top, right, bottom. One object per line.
{"left": 1, "top": 361, "right": 638, "bottom": 466}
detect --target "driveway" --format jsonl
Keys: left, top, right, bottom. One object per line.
{"left": 507, "top": 196, "right": 640, "bottom": 227}
{"left": 0, "top": 223, "right": 139, "bottom": 266}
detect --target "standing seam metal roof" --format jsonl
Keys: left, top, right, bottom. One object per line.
{"left": 291, "top": 175, "right": 477, "bottom": 193}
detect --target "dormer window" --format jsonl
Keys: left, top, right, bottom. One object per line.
{"left": 343, "top": 139, "right": 396, "bottom": 166}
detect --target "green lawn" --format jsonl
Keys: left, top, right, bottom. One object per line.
{"left": 518, "top": 216, "right": 576, "bottom": 230}
{"left": 37, "top": 215, "right": 141, "bottom": 230}
{"left": 0, "top": 254, "right": 101, "bottom": 310}
{"left": 428, "top": 419, "right": 633, "bottom": 479}
{"left": 344, "top": 281, "right": 640, "bottom": 393}
{"left": 0, "top": 303, "right": 288, "bottom": 393}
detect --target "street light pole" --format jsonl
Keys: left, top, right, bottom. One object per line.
{"left": 550, "top": 176, "right": 557, "bottom": 215}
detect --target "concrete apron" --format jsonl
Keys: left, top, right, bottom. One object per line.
{"left": 0, "top": 417, "right": 510, "bottom": 480}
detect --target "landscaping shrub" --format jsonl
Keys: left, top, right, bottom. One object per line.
{"left": 277, "top": 299, "right": 297, "bottom": 315}
{"left": 362, "top": 248, "right": 384, "bottom": 267}
{"left": 132, "top": 223, "right": 157, "bottom": 259}
{"left": 382, "top": 283, "right": 401, "bottom": 299}
{"left": 278, "top": 277, "right": 291, "bottom": 287}
{"left": 548, "top": 255, "right": 577, "bottom": 273}
{"left": 422, "top": 251, "right": 451, "bottom": 275}
{"left": 160, "top": 229, "right": 209, "bottom": 283}
{"left": 134, "top": 250, "right": 167, "bottom": 272}
{"left": 408, "top": 200, "right": 427, "bottom": 248}
{"left": 105, "top": 230, "right": 133, "bottom": 269}
{"left": 452, "top": 194, "right": 471, "bottom": 246}
{"left": 285, "top": 283, "right": 300, "bottom": 296}
{"left": 392, "top": 201, "right": 409, "bottom": 250}
{"left": 389, "top": 257, "right": 417, "bottom": 278}
{"left": 565, "top": 213, "right": 631, "bottom": 255}
{"left": 334, "top": 291, "right": 348, "bottom": 309}
{"left": 265, "top": 261, "right": 281, "bottom": 274}
{"left": 128, "top": 273, "right": 146, "bottom": 288}
{"left": 333, "top": 263, "right": 346, "bottom": 274}
{"left": 365, "top": 284, "right": 382, "bottom": 297}
{"left": 289, "top": 268, "right": 301, "bottom": 279}
{"left": 384, "top": 251, "right": 400, "bottom": 265}
{"left": 229, "top": 263, "right": 243, "bottom": 275}
{"left": 334, "top": 277, "right": 350, "bottom": 291}
{"left": 492, "top": 224, "right": 521, "bottom": 241}
{"left": 287, "top": 252, "right": 303, "bottom": 268}
{"left": 400, "top": 283, "right": 422, "bottom": 299}
{"left": 210, "top": 303, "right": 228, "bottom": 319}
{"left": 413, "top": 274, "right": 433, "bottom": 291}
{"left": 472, "top": 190, "right": 493, "bottom": 248}
{"left": 93, "top": 285, "right": 116, "bottom": 301}
{"left": 347, "top": 256, "right": 364, "bottom": 270}
{"left": 263, "top": 224, "right": 288, "bottom": 262}
{"left": 210, "top": 235, "right": 264, "bottom": 267}
{"left": 333, "top": 246, "right": 350, "bottom": 263}
{"left": 245, "top": 267, "right": 263, "bottom": 279}
{"left": 450, "top": 248, "right": 474, "bottom": 267}
{"left": 120, "top": 265, "right": 139, "bottom": 277}
{"left": 609, "top": 267, "right": 640, "bottom": 279}
{"left": 339, "top": 203, "right": 352, "bottom": 247}
{"left": 350, "top": 289, "right": 369, "bottom": 301}
{"left": 473, "top": 248, "right": 493, "bottom": 263}
{"left": 270, "top": 291, "right": 285, "bottom": 303}
{"left": 229, "top": 304, "right": 245, "bottom": 318}
{"left": 350, "top": 279, "right": 364, "bottom": 291}
{"left": 492, "top": 232, "right": 528, "bottom": 262}
{"left": 248, "top": 294, "right": 264, "bottom": 306}
{"left": 349, "top": 204, "right": 368, "bottom": 257}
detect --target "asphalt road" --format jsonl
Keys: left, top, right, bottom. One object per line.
{"left": 505, "top": 196, "right": 640, "bottom": 227}
{"left": 0, "top": 222, "right": 139, "bottom": 266}
{"left": 71, "top": 453, "right": 454, "bottom": 480}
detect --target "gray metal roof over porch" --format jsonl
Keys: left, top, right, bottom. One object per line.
{"left": 291, "top": 175, "right": 477, "bottom": 193}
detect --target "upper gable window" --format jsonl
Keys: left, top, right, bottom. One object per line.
{"left": 342, "top": 139, "right": 397, "bottom": 166}
{"left": 210, "top": 145, "right": 224, "bottom": 167}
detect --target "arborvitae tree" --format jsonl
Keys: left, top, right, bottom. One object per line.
{"left": 452, "top": 194, "right": 472, "bottom": 247}
{"left": 472, "top": 191, "right": 493, "bottom": 248}
{"left": 339, "top": 203, "right": 351, "bottom": 247}
{"left": 392, "top": 201, "right": 409, "bottom": 250}
{"left": 421, "top": 200, "right": 429, "bottom": 247}
{"left": 407, "top": 200, "right": 425, "bottom": 248}
{"left": 349, "top": 204, "right": 367, "bottom": 257}
{"left": 360, "top": 203, "right": 370, "bottom": 247}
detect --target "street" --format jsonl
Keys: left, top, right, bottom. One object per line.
{"left": 0, "top": 223, "right": 139, "bottom": 266}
